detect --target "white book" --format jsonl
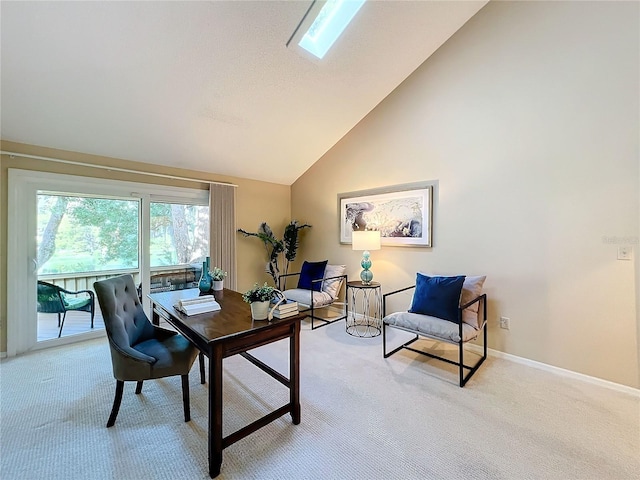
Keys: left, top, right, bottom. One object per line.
{"left": 271, "top": 299, "right": 298, "bottom": 312}
{"left": 271, "top": 309, "right": 299, "bottom": 319}
{"left": 178, "top": 295, "right": 216, "bottom": 306}
{"left": 275, "top": 304, "right": 298, "bottom": 313}
{"left": 174, "top": 295, "right": 221, "bottom": 316}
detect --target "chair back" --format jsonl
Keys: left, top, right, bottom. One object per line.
{"left": 37, "top": 281, "right": 64, "bottom": 314}
{"left": 94, "top": 275, "right": 154, "bottom": 349}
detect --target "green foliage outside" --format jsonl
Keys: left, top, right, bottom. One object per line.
{"left": 37, "top": 194, "right": 208, "bottom": 275}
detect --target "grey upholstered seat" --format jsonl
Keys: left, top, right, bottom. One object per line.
{"left": 94, "top": 274, "right": 200, "bottom": 427}
{"left": 282, "top": 288, "right": 333, "bottom": 308}
{"left": 383, "top": 311, "right": 481, "bottom": 344}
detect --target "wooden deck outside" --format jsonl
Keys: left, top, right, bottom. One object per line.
{"left": 36, "top": 266, "right": 196, "bottom": 342}
{"left": 37, "top": 308, "right": 105, "bottom": 342}
{"left": 37, "top": 304, "right": 175, "bottom": 342}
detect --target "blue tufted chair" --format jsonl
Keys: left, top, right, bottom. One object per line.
{"left": 94, "top": 274, "right": 200, "bottom": 427}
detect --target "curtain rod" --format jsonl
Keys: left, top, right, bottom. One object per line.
{"left": 1, "top": 150, "right": 238, "bottom": 188}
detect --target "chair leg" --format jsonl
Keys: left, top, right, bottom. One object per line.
{"left": 199, "top": 353, "right": 206, "bottom": 384}
{"left": 181, "top": 374, "right": 191, "bottom": 422}
{"left": 459, "top": 325, "right": 488, "bottom": 388}
{"left": 459, "top": 339, "right": 464, "bottom": 388}
{"left": 57, "top": 313, "right": 61, "bottom": 327}
{"left": 90, "top": 303, "right": 95, "bottom": 329}
{"left": 135, "top": 381, "right": 143, "bottom": 394}
{"left": 107, "top": 380, "right": 125, "bottom": 428}
{"left": 58, "top": 312, "right": 67, "bottom": 338}
{"left": 310, "top": 302, "right": 315, "bottom": 330}
{"left": 383, "top": 323, "right": 419, "bottom": 359}
{"left": 382, "top": 321, "right": 387, "bottom": 356}
{"left": 382, "top": 320, "right": 387, "bottom": 358}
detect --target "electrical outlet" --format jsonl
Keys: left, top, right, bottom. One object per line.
{"left": 617, "top": 246, "right": 633, "bottom": 260}
{"left": 500, "top": 316, "right": 510, "bottom": 330}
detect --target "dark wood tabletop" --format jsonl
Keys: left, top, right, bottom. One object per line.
{"left": 149, "top": 288, "right": 294, "bottom": 349}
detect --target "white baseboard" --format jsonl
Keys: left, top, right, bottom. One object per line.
{"left": 0, "top": 330, "right": 105, "bottom": 359}
{"left": 467, "top": 344, "right": 640, "bottom": 397}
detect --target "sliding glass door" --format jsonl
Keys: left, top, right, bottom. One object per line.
{"left": 7, "top": 169, "right": 209, "bottom": 355}
{"left": 36, "top": 193, "right": 141, "bottom": 341}
{"left": 150, "top": 202, "right": 209, "bottom": 266}
{"left": 149, "top": 201, "right": 209, "bottom": 293}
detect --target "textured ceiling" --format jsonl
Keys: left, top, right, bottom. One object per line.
{"left": 1, "top": 1, "right": 487, "bottom": 185}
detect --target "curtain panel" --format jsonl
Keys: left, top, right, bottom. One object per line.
{"left": 209, "top": 183, "right": 237, "bottom": 290}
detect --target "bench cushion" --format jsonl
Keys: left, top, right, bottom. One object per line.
{"left": 383, "top": 311, "right": 480, "bottom": 343}
{"left": 62, "top": 295, "right": 92, "bottom": 310}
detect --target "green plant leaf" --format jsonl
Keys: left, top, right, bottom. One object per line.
{"left": 238, "top": 221, "right": 311, "bottom": 286}
{"left": 283, "top": 221, "right": 311, "bottom": 262}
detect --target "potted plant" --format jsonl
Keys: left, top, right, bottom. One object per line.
{"left": 210, "top": 267, "right": 227, "bottom": 291}
{"left": 242, "top": 282, "right": 277, "bottom": 320}
{"left": 237, "top": 220, "right": 311, "bottom": 287}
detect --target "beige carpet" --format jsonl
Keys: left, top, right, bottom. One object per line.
{"left": 1, "top": 320, "right": 638, "bottom": 480}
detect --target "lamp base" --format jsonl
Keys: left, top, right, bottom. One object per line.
{"left": 360, "top": 269, "right": 373, "bottom": 285}
{"left": 360, "top": 250, "right": 373, "bottom": 285}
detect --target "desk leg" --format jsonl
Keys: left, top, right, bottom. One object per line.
{"left": 290, "top": 321, "right": 301, "bottom": 425}
{"left": 151, "top": 305, "right": 160, "bottom": 326}
{"left": 209, "top": 347, "right": 223, "bottom": 478}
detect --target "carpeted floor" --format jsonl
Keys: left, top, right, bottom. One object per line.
{"left": 1, "top": 320, "right": 638, "bottom": 480}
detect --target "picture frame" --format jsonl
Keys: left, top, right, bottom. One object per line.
{"left": 339, "top": 182, "right": 433, "bottom": 247}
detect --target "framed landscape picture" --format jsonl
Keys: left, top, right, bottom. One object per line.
{"left": 339, "top": 182, "right": 433, "bottom": 247}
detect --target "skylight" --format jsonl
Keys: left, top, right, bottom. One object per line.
{"left": 298, "top": 0, "right": 366, "bottom": 59}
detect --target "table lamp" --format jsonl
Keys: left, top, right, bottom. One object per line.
{"left": 352, "top": 230, "right": 381, "bottom": 285}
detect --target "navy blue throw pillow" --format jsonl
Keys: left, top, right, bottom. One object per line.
{"left": 408, "top": 273, "right": 466, "bottom": 324}
{"left": 297, "top": 260, "right": 328, "bottom": 291}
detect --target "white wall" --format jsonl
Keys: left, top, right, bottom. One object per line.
{"left": 292, "top": 1, "right": 639, "bottom": 387}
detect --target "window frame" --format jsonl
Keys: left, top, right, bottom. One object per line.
{"left": 7, "top": 168, "right": 209, "bottom": 356}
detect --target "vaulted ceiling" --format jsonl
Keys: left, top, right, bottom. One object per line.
{"left": 1, "top": 1, "right": 487, "bottom": 185}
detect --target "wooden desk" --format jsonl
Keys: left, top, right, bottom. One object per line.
{"left": 148, "top": 288, "right": 302, "bottom": 478}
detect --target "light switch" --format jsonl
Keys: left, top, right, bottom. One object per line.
{"left": 617, "top": 246, "right": 633, "bottom": 260}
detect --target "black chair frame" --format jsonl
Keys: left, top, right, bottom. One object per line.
{"left": 279, "top": 272, "right": 348, "bottom": 330}
{"left": 382, "top": 286, "right": 487, "bottom": 387}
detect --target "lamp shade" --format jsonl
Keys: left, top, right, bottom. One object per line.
{"left": 352, "top": 230, "right": 381, "bottom": 251}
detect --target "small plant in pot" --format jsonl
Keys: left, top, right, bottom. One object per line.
{"left": 210, "top": 267, "right": 227, "bottom": 291}
{"left": 242, "top": 282, "right": 277, "bottom": 320}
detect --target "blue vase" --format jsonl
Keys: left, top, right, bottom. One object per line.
{"left": 199, "top": 261, "right": 212, "bottom": 293}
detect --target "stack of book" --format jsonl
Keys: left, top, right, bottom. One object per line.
{"left": 174, "top": 295, "right": 221, "bottom": 316}
{"left": 270, "top": 298, "right": 299, "bottom": 319}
